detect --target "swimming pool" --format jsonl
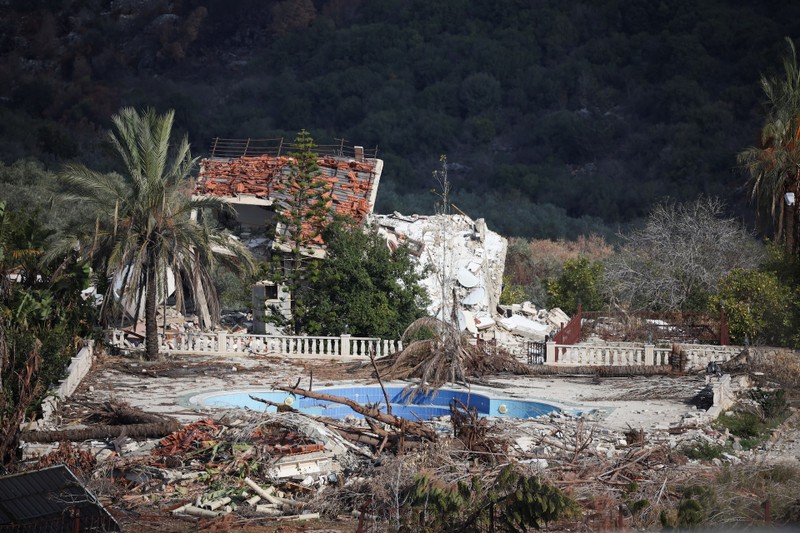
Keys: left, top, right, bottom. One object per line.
{"left": 191, "top": 386, "right": 561, "bottom": 421}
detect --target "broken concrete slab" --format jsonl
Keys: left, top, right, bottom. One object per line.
{"left": 498, "top": 314, "right": 552, "bottom": 341}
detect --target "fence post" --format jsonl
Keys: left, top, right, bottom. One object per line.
{"left": 340, "top": 334, "right": 351, "bottom": 357}
{"left": 644, "top": 343, "right": 654, "bottom": 365}
{"left": 217, "top": 331, "right": 227, "bottom": 354}
{"left": 546, "top": 341, "right": 556, "bottom": 364}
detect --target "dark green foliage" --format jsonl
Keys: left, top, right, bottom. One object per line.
{"left": 677, "top": 485, "right": 717, "bottom": 528}
{"left": 213, "top": 266, "right": 256, "bottom": 312}
{"left": 750, "top": 388, "right": 788, "bottom": 420}
{"left": 0, "top": 202, "right": 98, "bottom": 465}
{"left": 710, "top": 267, "right": 798, "bottom": 347}
{"left": 2, "top": 1, "right": 800, "bottom": 239}
{"left": 546, "top": 257, "right": 605, "bottom": 314}
{"left": 714, "top": 390, "right": 789, "bottom": 450}
{"left": 297, "top": 222, "right": 428, "bottom": 339}
{"left": 629, "top": 499, "right": 649, "bottom": 514}
{"left": 681, "top": 441, "right": 726, "bottom": 461}
{"left": 271, "top": 129, "right": 333, "bottom": 334}
{"left": 405, "top": 465, "right": 574, "bottom": 532}
{"left": 716, "top": 412, "right": 764, "bottom": 439}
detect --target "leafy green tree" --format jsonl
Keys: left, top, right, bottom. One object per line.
{"left": 738, "top": 37, "right": 800, "bottom": 257}
{"left": 710, "top": 268, "right": 798, "bottom": 347}
{"left": 298, "top": 222, "right": 428, "bottom": 338}
{"left": 546, "top": 256, "right": 604, "bottom": 314}
{"left": 0, "top": 202, "right": 96, "bottom": 465}
{"left": 59, "top": 107, "right": 254, "bottom": 360}
{"left": 270, "top": 129, "right": 334, "bottom": 333}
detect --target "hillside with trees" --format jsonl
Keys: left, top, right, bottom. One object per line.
{"left": 2, "top": 0, "right": 800, "bottom": 238}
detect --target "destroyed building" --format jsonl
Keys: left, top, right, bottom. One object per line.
{"left": 193, "top": 138, "right": 383, "bottom": 333}
{"left": 371, "top": 212, "right": 570, "bottom": 352}
{"left": 193, "top": 139, "right": 566, "bottom": 346}
{"left": 371, "top": 213, "right": 506, "bottom": 331}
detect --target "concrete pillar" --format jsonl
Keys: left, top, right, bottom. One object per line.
{"left": 546, "top": 341, "right": 556, "bottom": 364}
{"left": 644, "top": 344, "right": 654, "bottom": 366}
{"left": 340, "top": 334, "right": 351, "bottom": 357}
{"left": 217, "top": 331, "right": 227, "bottom": 354}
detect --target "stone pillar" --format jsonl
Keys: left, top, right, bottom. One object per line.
{"left": 644, "top": 344, "right": 654, "bottom": 366}
{"left": 340, "top": 334, "right": 351, "bottom": 357}
{"left": 217, "top": 331, "right": 227, "bottom": 354}
{"left": 546, "top": 341, "right": 556, "bottom": 364}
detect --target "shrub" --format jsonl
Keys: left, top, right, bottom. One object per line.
{"left": 710, "top": 268, "right": 797, "bottom": 347}
{"left": 682, "top": 441, "right": 725, "bottom": 461}
{"left": 546, "top": 256, "right": 605, "bottom": 314}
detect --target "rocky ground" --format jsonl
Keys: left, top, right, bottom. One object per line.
{"left": 23, "top": 350, "right": 800, "bottom": 531}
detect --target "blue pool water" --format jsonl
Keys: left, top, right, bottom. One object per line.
{"left": 197, "top": 386, "right": 560, "bottom": 421}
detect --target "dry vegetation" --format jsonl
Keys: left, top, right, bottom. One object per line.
{"left": 379, "top": 317, "right": 534, "bottom": 394}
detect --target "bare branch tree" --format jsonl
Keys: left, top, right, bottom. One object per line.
{"left": 604, "top": 197, "right": 763, "bottom": 311}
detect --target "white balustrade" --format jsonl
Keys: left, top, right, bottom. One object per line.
{"left": 544, "top": 341, "right": 742, "bottom": 370}
{"left": 107, "top": 329, "right": 403, "bottom": 359}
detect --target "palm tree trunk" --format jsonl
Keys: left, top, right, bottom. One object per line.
{"left": 145, "top": 258, "right": 159, "bottom": 360}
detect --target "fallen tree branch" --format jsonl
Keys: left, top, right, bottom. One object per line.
{"left": 21, "top": 420, "right": 181, "bottom": 443}
{"left": 275, "top": 384, "right": 437, "bottom": 442}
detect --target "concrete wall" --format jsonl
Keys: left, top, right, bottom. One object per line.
{"left": 37, "top": 341, "right": 95, "bottom": 430}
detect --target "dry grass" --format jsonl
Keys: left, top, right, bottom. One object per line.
{"left": 745, "top": 348, "right": 800, "bottom": 389}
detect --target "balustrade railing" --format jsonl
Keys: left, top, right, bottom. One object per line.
{"left": 106, "top": 329, "right": 741, "bottom": 369}
{"left": 545, "top": 341, "right": 741, "bottom": 370}
{"left": 106, "top": 329, "right": 403, "bottom": 359}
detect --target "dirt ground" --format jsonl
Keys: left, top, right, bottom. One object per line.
{"left": 34, "top": 351, "right": 800, "bottom": 532}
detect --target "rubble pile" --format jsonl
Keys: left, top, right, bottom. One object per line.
{"left": 371, "top": 212, "right": 576, "bottom": 358}
{"left": 16, "top": 370, "right": 789, "bottom": 531}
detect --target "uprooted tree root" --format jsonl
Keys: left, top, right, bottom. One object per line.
{"left": 378, "top": 317, "right": 535, "bottom": 393}
{"left": 450, "top": 399, "right": 509, "bottom": 463}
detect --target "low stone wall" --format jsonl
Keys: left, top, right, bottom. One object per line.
{"left": 37, "top": 341, "right": 95, "bottom": 430}
{"left": 54, "top": 341, "right": 95, "bottom": 399}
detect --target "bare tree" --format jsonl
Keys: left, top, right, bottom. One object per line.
{"left": 604, "top": 197, "right": 763, "bottom": 312}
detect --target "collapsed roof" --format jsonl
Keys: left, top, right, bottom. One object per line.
{"left": 194, "top": 138, "right": 383, "bottom": 245}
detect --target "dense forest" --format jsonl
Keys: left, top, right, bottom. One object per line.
{"left": 2, "top": 0, "right": 800, "bottom": 238}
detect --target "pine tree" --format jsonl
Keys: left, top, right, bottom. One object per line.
{"left": 271, "top": 129, "right": 333, "bottom": 333}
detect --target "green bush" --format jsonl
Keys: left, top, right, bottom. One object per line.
{"left": 710, "top": 268, "right": 797, "bottom": 347}
{"left": 716, "top": 412, "right": 763, "bottom": 439}
{"left": 677, "top": 485, "right": 716, "bottom": 528}
{"left": 546, "top": 256, "right": 605, "bottom": 314}
{"left": 682, "top": 441, "right": 726, "bottom": 460}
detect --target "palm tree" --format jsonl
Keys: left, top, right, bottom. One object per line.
{"left": 738, "top": 37, "right": 800, "bottom": 257}
{"left": 59, "top": 107, "right": 255, "bottom": 360}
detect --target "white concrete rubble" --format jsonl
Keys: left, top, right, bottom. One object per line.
{"left": 371, "top": 212, "right": 507, "bottom": 332}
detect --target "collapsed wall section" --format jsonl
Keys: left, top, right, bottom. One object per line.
{"left": 370, "top": 212, "right": 507, "bottom": 333}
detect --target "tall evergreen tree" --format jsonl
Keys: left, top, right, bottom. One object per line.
{"left": 299, "top": 222, "right": 428, "bottom": 338}
{"left": 271, "top": 129, "right": 333, "bottom": 333}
